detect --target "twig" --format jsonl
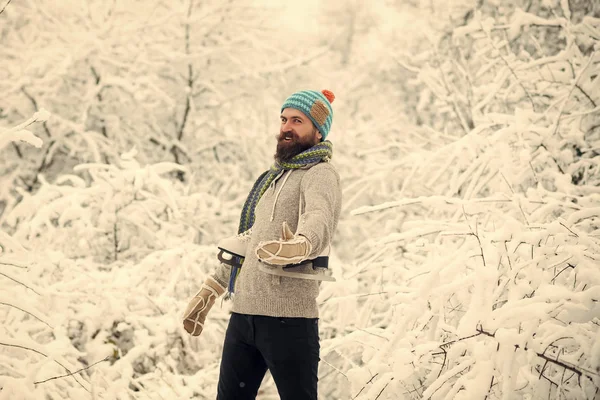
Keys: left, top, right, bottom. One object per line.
{"left": 0, "top": 260, "right": 28, "bottom": 269}
{"left": 437, "top": 348, "right": 447, "bottom": 378}
{"left": 538, "top": 359, "right": 550, "bottom": 381}
{"left": 483, "top": 375, "right": 495, "bottom": 400}
{"left": 551, "top": 263, "right": 575, "bottom": 283}
{"left": 439, "top": 331, "right": 482, "bottom": 348}
{"left": 89, "top": 67, "right": 108, "bottom": 139}
{"left": 0, "top": 302, "right": 53, "bottom": 328}
{"left": 575, "top": 84, "right": 597, "bottom": 108}
{"left": 479, "top": 20, "right": 536, "bottom": 111}
{"left": 320, "top": 358, "right": 349, "bottom": 380}
{"left": 350, "top": 326, "right": 390, "bottom": 341}
{"left": 558, "top": 222, "right": 578, "bottom": 237}
{"left": 528, "top": 161, "right": 539, "bottom": 184}
{"left": 0, "top": 272, "right": 41, "bottom": 295}
{"left": 462, "top": 206, "right": 486, "bottom": 266}
{"left": 0, "top": 341, "right": 89, "bottom": 391}
{"left": 144, "top": 294, "right": 165, "bottom": 315}
{"left": 433, "top": 52, "right": 472, "bottom": 134}
{"left": 0, "top": 0, "right": 12, "bottom": 15}
{"left": 352, "top": 373, "right": 379, "bottom": 399}
{"left": 170, "top": 0, "right": 195, "bottom": 181}
{"left": 21, "top": 87, "right": 51, "bottom": 138}
{"left": 375, "top": 378, "right": 394, "bottom": 400}
{"left": 34, "top": 356, "right": 110, "bottom": 384}
{"left": 552, "top": 52, "right": 596, "bottom": 137}
{"left": 113, "top": 212, "right": 118, "bottom": 262}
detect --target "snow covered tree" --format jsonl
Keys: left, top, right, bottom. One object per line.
{"left": 316, "top": 1, "right": 600, "bottom": 399}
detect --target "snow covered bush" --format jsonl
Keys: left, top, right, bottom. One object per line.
{"left": 3, "top": 152, "right": 235, "bottom": 262}
{"left": 0, "top": 152, "right": 240, "bottom": 398}
{"left": 0, "top": 243, "right": 232, "bottom": 400}
{"left": 0, "top": 112, "right": 88, "bottom": 400}
{"left": 317, "top": 2, "right": 600, "bottom": 399}
{"left": 0, "top": 0, "right": 286, "bottom": 207}
{"left": 0, "top": 110, "right": 51, "bottom": 215}
{"left": 1, "top": 110, "right": 236, "bottom": 398}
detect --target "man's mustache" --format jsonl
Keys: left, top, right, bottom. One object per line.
{"left": 278, "top": 131, "right": 296, "bottom": 141}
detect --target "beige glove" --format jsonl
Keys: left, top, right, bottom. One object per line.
{"left": 182, "top": 277, "right": 226, "bottom": 336}
{"left": 255, "top": 222, "right": 312, "bottom": 265}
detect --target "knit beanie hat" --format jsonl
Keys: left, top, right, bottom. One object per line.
{"left": 281, "top": 89, "right": 335, "bottom": 140}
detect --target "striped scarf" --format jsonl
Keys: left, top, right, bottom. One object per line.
{"left": 226, "top": 140, "right": 333, "bottom": 295}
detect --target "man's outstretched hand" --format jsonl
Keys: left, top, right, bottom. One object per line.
{"left": 255, "top": 222, "right": 312, "bottom": 265}
{"left": 182, "top": 277, "right": 226, "bottom": 336}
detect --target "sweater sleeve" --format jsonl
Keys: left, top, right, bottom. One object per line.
{"left": 296, "top": 163, "right": 342, "bottom": 259}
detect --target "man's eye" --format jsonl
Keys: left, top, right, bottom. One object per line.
{"left": 294, "top": 119, "right": 301, "bottom": 123}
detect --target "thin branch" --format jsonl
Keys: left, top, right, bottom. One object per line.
{"left": 0, "top": 0, "right": 12, "bottom": 15}
{"left": 12, "top": 142, "right": 23, "bottom": 159}
{"left": 439, "top": 331, "right": 482, "bottom": 348}
{"left": 558, "top": 222, "right": 578, "bottom": 237}
{"left": 436, "top": 324, "right": 600, "bottom": 382}
{"left": 0, "top": 260, "right": 28, "bottom": 269}
{"left": 437, "top": 348, "right": 447, "bottom": 378}
{"left": 462, "top": 206, "right": 486, "bottom": 266}
{"left": 350, "top": 326, "right": 390, "bottom": 341}
{"left": 483, "top": 375, "right": 495, "bottom": 400}
{"left": 551, "top": 263, "right": 575, "bottom": 283}
{"left": 21, "top": 87, "right": 51, "bottom": 138}
{"left": 90, "top": 66, "right": 108, "bottom": 139}
{"left": 0, "top": 341, "right": 89, "bottom": 391}
{"left": 34, "top": 356, "right": 110, "bottom": 385}
{"left": 352, "top": 373, "right": 379, "bottom": 399}
{"left": 112, "top": 206, "right": 121, "bottom": 262}
{"left": 479, "top": 21, "right": 536, "bottom": 111}
{"left": 0, "top": 302, "right": 53, "bottom": 328}
{"left": 528, "top": 161, "right": 539, "bottom": 184}
{"left": 375, "top": 378, "right": 394, "bottom": 400}
{"left": 434, "top": 54, "right": 472, "bottom": 134}
{"left": 552, "top": 52, "right": 596, "bottom": 136}
{"left": 575, "top": 84, "right": 597, "bottom": 108}
{"left": 169, "top": 0, "right": 196, "bottom": 181}
{"left": 0, "top": 272, "right": 41, "bottom": 295}
{"left": 25, "top": 139, "right": 59, "bottom": 191}
{"left": 320, "top": 358, "right": 349, "bottom": 380}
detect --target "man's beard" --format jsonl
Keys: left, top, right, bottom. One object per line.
{"left": 274, "top": 130, "right": 319, "bottom": 163}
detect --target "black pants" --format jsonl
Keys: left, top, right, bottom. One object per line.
{"left": 216, "top": 312, "right": 320, "bottom": 400}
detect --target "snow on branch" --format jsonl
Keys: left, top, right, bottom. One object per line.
{"left": 0, "top": 109, "right": 50, "bottom": 151}
{"left": 326, "top": 3, "right": 600, "bottom": 399}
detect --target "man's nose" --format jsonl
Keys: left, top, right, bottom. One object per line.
{"left": 282, "top": 120, "right": 293, "bottom": 132}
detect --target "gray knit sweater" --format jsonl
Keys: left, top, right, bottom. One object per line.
{"left": 211, "top": 161, "right": 342, "bottom": 318}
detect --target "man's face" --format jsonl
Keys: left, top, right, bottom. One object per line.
{"left": 275, "top": 108, "right": 322, "bottom": 163}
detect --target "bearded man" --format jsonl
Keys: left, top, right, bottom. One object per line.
{"left": 183, "top": 90, "right": 342, "bottom": 400}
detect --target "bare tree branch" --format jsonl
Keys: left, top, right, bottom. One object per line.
{"left": 0, "top": 271, "right": 41, "bottom": 295}
{"left": 0, "top": 341, "right": 89, "bottom": 391}
{"left": 34, "top": 356, "right": 110, "bottom": 385}
{"left": 0, "top": 302, "right": 53, "bottom": 328}
{"left": 0, "top": 0, "right": 12, "bottom": 16}
{"left": 352, "top": 373, "right": 379, "bottom": 399}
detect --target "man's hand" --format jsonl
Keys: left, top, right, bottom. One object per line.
{"left": 182, "top": 277, "right": 226, "bottom": 336}
{"left": 255, "top": 222, "right": 312, "bottom": 265}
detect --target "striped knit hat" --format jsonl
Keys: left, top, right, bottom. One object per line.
{"left": 281, "top": 89, "right": 335, "bottom": 140}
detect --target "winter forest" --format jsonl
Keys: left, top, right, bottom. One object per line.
{"left": 1, "top": 0, "right": 599, "bottom": 399}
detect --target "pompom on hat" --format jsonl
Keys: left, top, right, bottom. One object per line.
{"left": 281, "top": 89, "right": 335, "bottom": 140}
